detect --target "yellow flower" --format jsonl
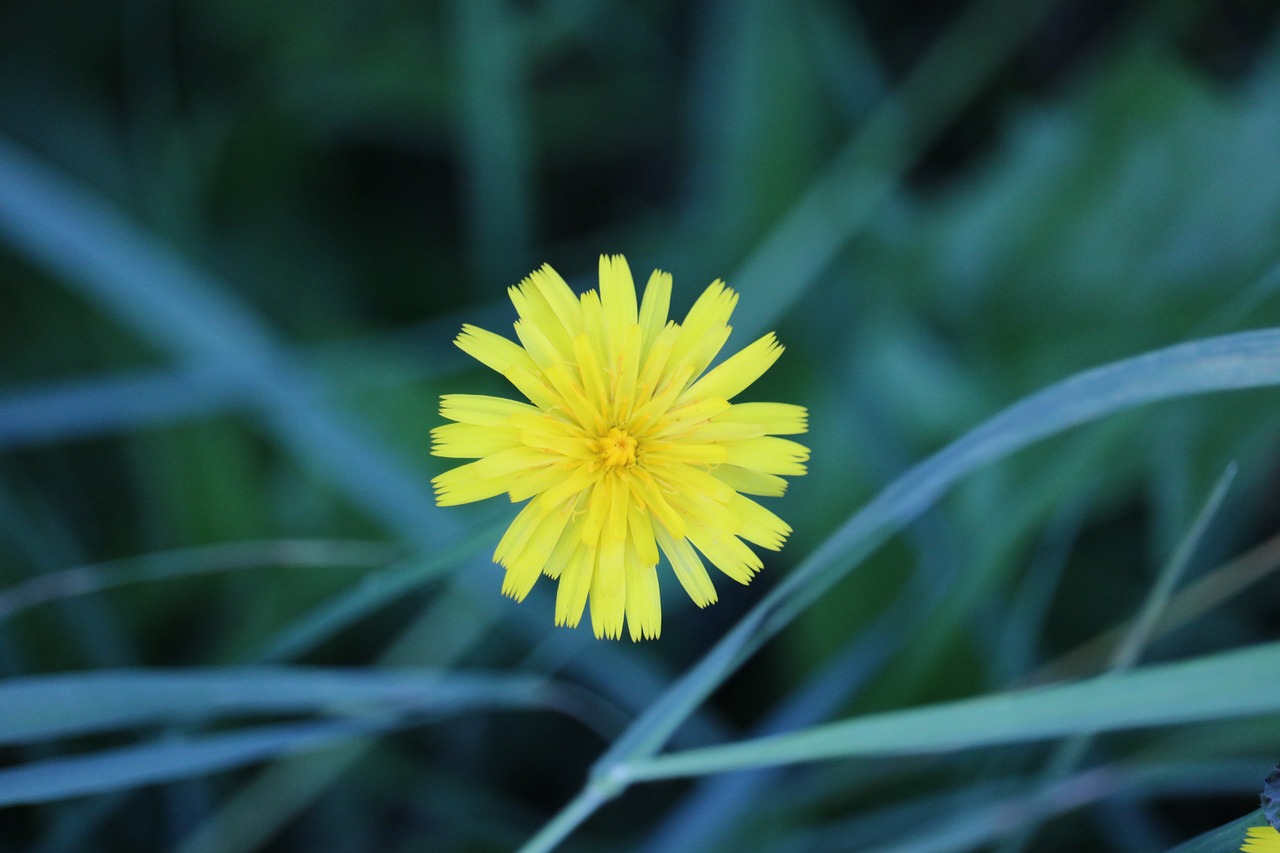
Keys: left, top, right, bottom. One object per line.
{"left": 1243, "top": 826, "right": 1280, "bottom": 852}
{"left": 431, "top": 255, "right": 808, "bottom": 640}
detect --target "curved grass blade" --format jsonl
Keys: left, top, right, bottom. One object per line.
{"left": 994, "top": 464, "right": 1238, "bottom": 853}
{"left": 861, "top": 762, "right": 1265, "bottom": 853}
{"left": 0, "top": 719, "right": 385, "bottom": 807}
{"left": 0, "top": 539, "right": 399, "bottom": 627}
{"left": 1043, "top": 528, "right": 1280, "bottom": 681}
{"left": 0, "top": 667, "right": 555, "bottom": 745}
{"left": 617, "top": 641, "right": 1280, "bottom": 781}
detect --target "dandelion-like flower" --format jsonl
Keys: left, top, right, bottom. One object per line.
{"left": 1242, "top": 826, "right": 1280, "bottom": 852}
{"left": 431, "top": 255, "right": 808, "bottom": 640}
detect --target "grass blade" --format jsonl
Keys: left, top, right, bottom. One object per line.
{"left": 995, "top": 465, "right": 1238, "bottom": 853}
{"left": 0, "top": 667, "right": 556, "bottom": 745}
{"left": 619, "top": 641, "right": 1280, "bottom": 781}
{"left": 0, "top": 720, "right": 385, "bottom": 807}
{"left": 0, "top": 539, "right": 399, "bottom": 627}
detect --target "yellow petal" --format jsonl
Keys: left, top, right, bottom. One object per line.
{"left": 598, "top": 254, "right": 638, "bottom": 349}
{"left": 654, "top": 525, "right": 717, "bottom": 607}
{"left": 509, "top": 268, "right": 576, "bottom": 358}
{"left": 668, "top": 280, "right": 737, "bottom": 378}
{"left": 455, "top": 325, "right": 535, "bottom": 378}
{"left": 589, "top": 535, "right": 626, "bottom": 639}
{"left": 626, "top": 500, "right": 660, "bottom": 568}
{"left": 681, "top": 332, "right": 783, "bottom": 404}
{"left": 709, "top": 464, "right": 789, "bottom": 497}
{"left": 542, "top": 500, "right": 588, "bottom": 579}
{"left": 1242, "top": 826, "right": 1280, "bottom": 853}
{"left": 629, "top": 469, "right": 687, "bottom": 539}
{"left": 624, "top": 540, "right": 661, "bottom": 641}
{"left": 727, "top": 492, "right": 792, "bottom": 550}
{"left": 637, "top": 269, "right": 672, "bottom": 358}
{"left": 454, "top": 325, "right": 562, "bottom": 411}
{"left": 439, "top": 394, "right": 539, "bottom": 427}
{"left": 717, "top": 402, "right": 809, "bottom": 435}
{"left": 554, "top": 542, "right": 594, "bottom": 628}
{"left": 432, "top": 461, "right": 509, "bottom": 506}
{"left": 500, "top": 501, "right": 574, "bottom": 601}
{"left": 722, "top": 437, "right": 810, "bottom": 476}
{"left": 430, "top": 423, "right": 521, "bottom": 458}
{"left": 527, "top": 264, "right": 583, "bottom": 338}
{"left": 686, "top": 525, "right": 762, "bottom": 585}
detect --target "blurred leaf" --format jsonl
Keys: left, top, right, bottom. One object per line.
{"left": 0, "top": 135, "right": 457, "bottom": 542}
{"left": 727, "top": 0, "right": 1061, "bottom": 340}
{"left": 0, "top": 366, "right": 243, "bottom": 450}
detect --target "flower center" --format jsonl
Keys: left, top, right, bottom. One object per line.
{"left": 594, "top": 427, "right": 638, "bottom": 469}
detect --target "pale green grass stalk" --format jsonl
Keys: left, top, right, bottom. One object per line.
{"left": 617, "top": 642, "right": 1280, "bottom": 780}
{"left": 994, "top": 464, "right": 1236, "bottom": 853}
{"left": 171, "top": 586, "right": 501, "bottom": 853}
{"left": 0, "top": 667, "right": 564, "bottom": 746}
{"left": 1043, "top": 528, "right": 1280, "bottom": 681}
{"left": 864, "top": 761, "right": 1264, "bottom": 853}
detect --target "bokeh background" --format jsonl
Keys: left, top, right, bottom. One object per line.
{"left": 2, "top": 0, "right": 1280, "bottom": 851}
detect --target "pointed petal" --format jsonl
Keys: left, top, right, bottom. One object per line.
{"left": 554, "top": 542, "right": 594, "bottom": 628}
{"left": 681, "top": 332, "right": 783, "bottom": 403}
{"left": 624, "top": 541, "right": 661, "bottom": 641}
{"left": 655, "top": 525, "right": 717, "bottom": 607}
{"left": 717, "top": 402, "right": 808, "bottom": 435}
{"left": 598, "top": 255, "right": 638, "bottom": 350}
{"left": 637, "top": 269, "right": 672, "bottom": 358}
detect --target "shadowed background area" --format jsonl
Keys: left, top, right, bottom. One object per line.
{"left": 2, "top": 1, "right": 1280, "bottom": 851}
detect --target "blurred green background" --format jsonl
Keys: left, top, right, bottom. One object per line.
{"left": 2, "top": 0, "right": 1280, "bottom": 851}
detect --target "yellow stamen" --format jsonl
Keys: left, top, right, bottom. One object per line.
{"left": 593, "top": 427, "right": 638, "bottom": 469}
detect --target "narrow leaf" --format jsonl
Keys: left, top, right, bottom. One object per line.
{"left": 0, "top": 667, "right": 552, "bottom": 745}
{"left": 620, "top": 642, "right": 1280, "bottom": 781}
{"left": 0, "top": 720, "right": 383, "bottom": 807}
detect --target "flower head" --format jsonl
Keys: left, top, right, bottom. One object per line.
{"left": 1242, "top": 826, "right": 1280, "bottom": 852}
{"left": 431, "top": 255, "right": 808, "bottom": 640}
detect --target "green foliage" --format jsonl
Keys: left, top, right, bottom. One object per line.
{"left": 2, "top": 1, "right": 1280, "bottom": 851}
